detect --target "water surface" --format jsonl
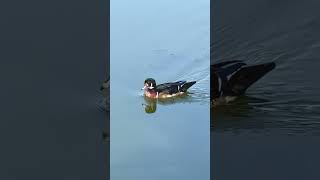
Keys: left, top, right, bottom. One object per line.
{"left": 111, "top": 0, "right": 210, "bottom": 179}
{"left": 212, "top": 0, "right": 320, "bottom": 179}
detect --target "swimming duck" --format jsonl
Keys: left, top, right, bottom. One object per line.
{"left": 142, "top": 78, "right": 196, "bottom": 98}
{"left": 211, "top": 60, "right": 276, "bottom": 105}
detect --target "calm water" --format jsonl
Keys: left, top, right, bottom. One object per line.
{"left": 212, "top": 0, "right": 320, "bottom": 179}
{"left": 110, "top": 0, "right": 210, "bottom": 179}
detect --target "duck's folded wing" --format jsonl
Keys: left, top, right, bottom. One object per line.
{"left": 156, "top": 81, "right": 186, "bottom": 94}
{"left": 212, "top": 60, "right": 245, "bottom": 69}
{"left": 228, "top": 62, "right": 276, "bottom": 95}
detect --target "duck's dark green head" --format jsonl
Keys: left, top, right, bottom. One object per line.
{"left": 143, "top": 78, "right": 156, "bottom": 90}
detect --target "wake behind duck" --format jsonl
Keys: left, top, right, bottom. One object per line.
{"left": 211, "top": 60, "right": 276, "bottom": 106}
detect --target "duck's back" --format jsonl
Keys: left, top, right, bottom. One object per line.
{"left": 228, "top": 62, "right": 276, "bottom": 95}
{"left": 156, "top": 81, "right": 196, "bottom": 94}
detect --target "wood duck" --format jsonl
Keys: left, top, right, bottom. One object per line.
{"left": 142, "top": 78, "right": 196, "bottom": 98}
{"left": 211, "top": 60, "right": 276, "bottom": 105}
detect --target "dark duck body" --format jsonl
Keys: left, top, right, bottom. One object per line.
{"left": 211, "top": 60, "right": 276, "bottom": 105}
{"left": 142, "top": 78, "right": 196, "bottom": 98}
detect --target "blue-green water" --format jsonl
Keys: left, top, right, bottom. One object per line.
{"left": 110, "top": 0, "right": 210, "bottom": 179}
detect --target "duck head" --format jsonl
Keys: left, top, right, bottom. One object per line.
{"left": 142, "top": 78, "right": 156, "bottom": 90}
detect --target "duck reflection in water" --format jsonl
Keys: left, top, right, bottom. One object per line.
{"left": 212, "top": 95, "right": 269, "bottom": 116}
{"left": 211, "top": 95, "right": 271, "bottom": 131}
{"left": 143, "top": 97, "right": 158, "bottom": 113}
{"left": 142, "top": 93, "right": 191, "bottom": 114}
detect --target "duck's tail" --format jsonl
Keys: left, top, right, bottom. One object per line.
{"left": 181, "top": 81, "right": 196, "bottom": 92}
{"left": 229, "top": 62, "right": 276, "bottom": 95}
